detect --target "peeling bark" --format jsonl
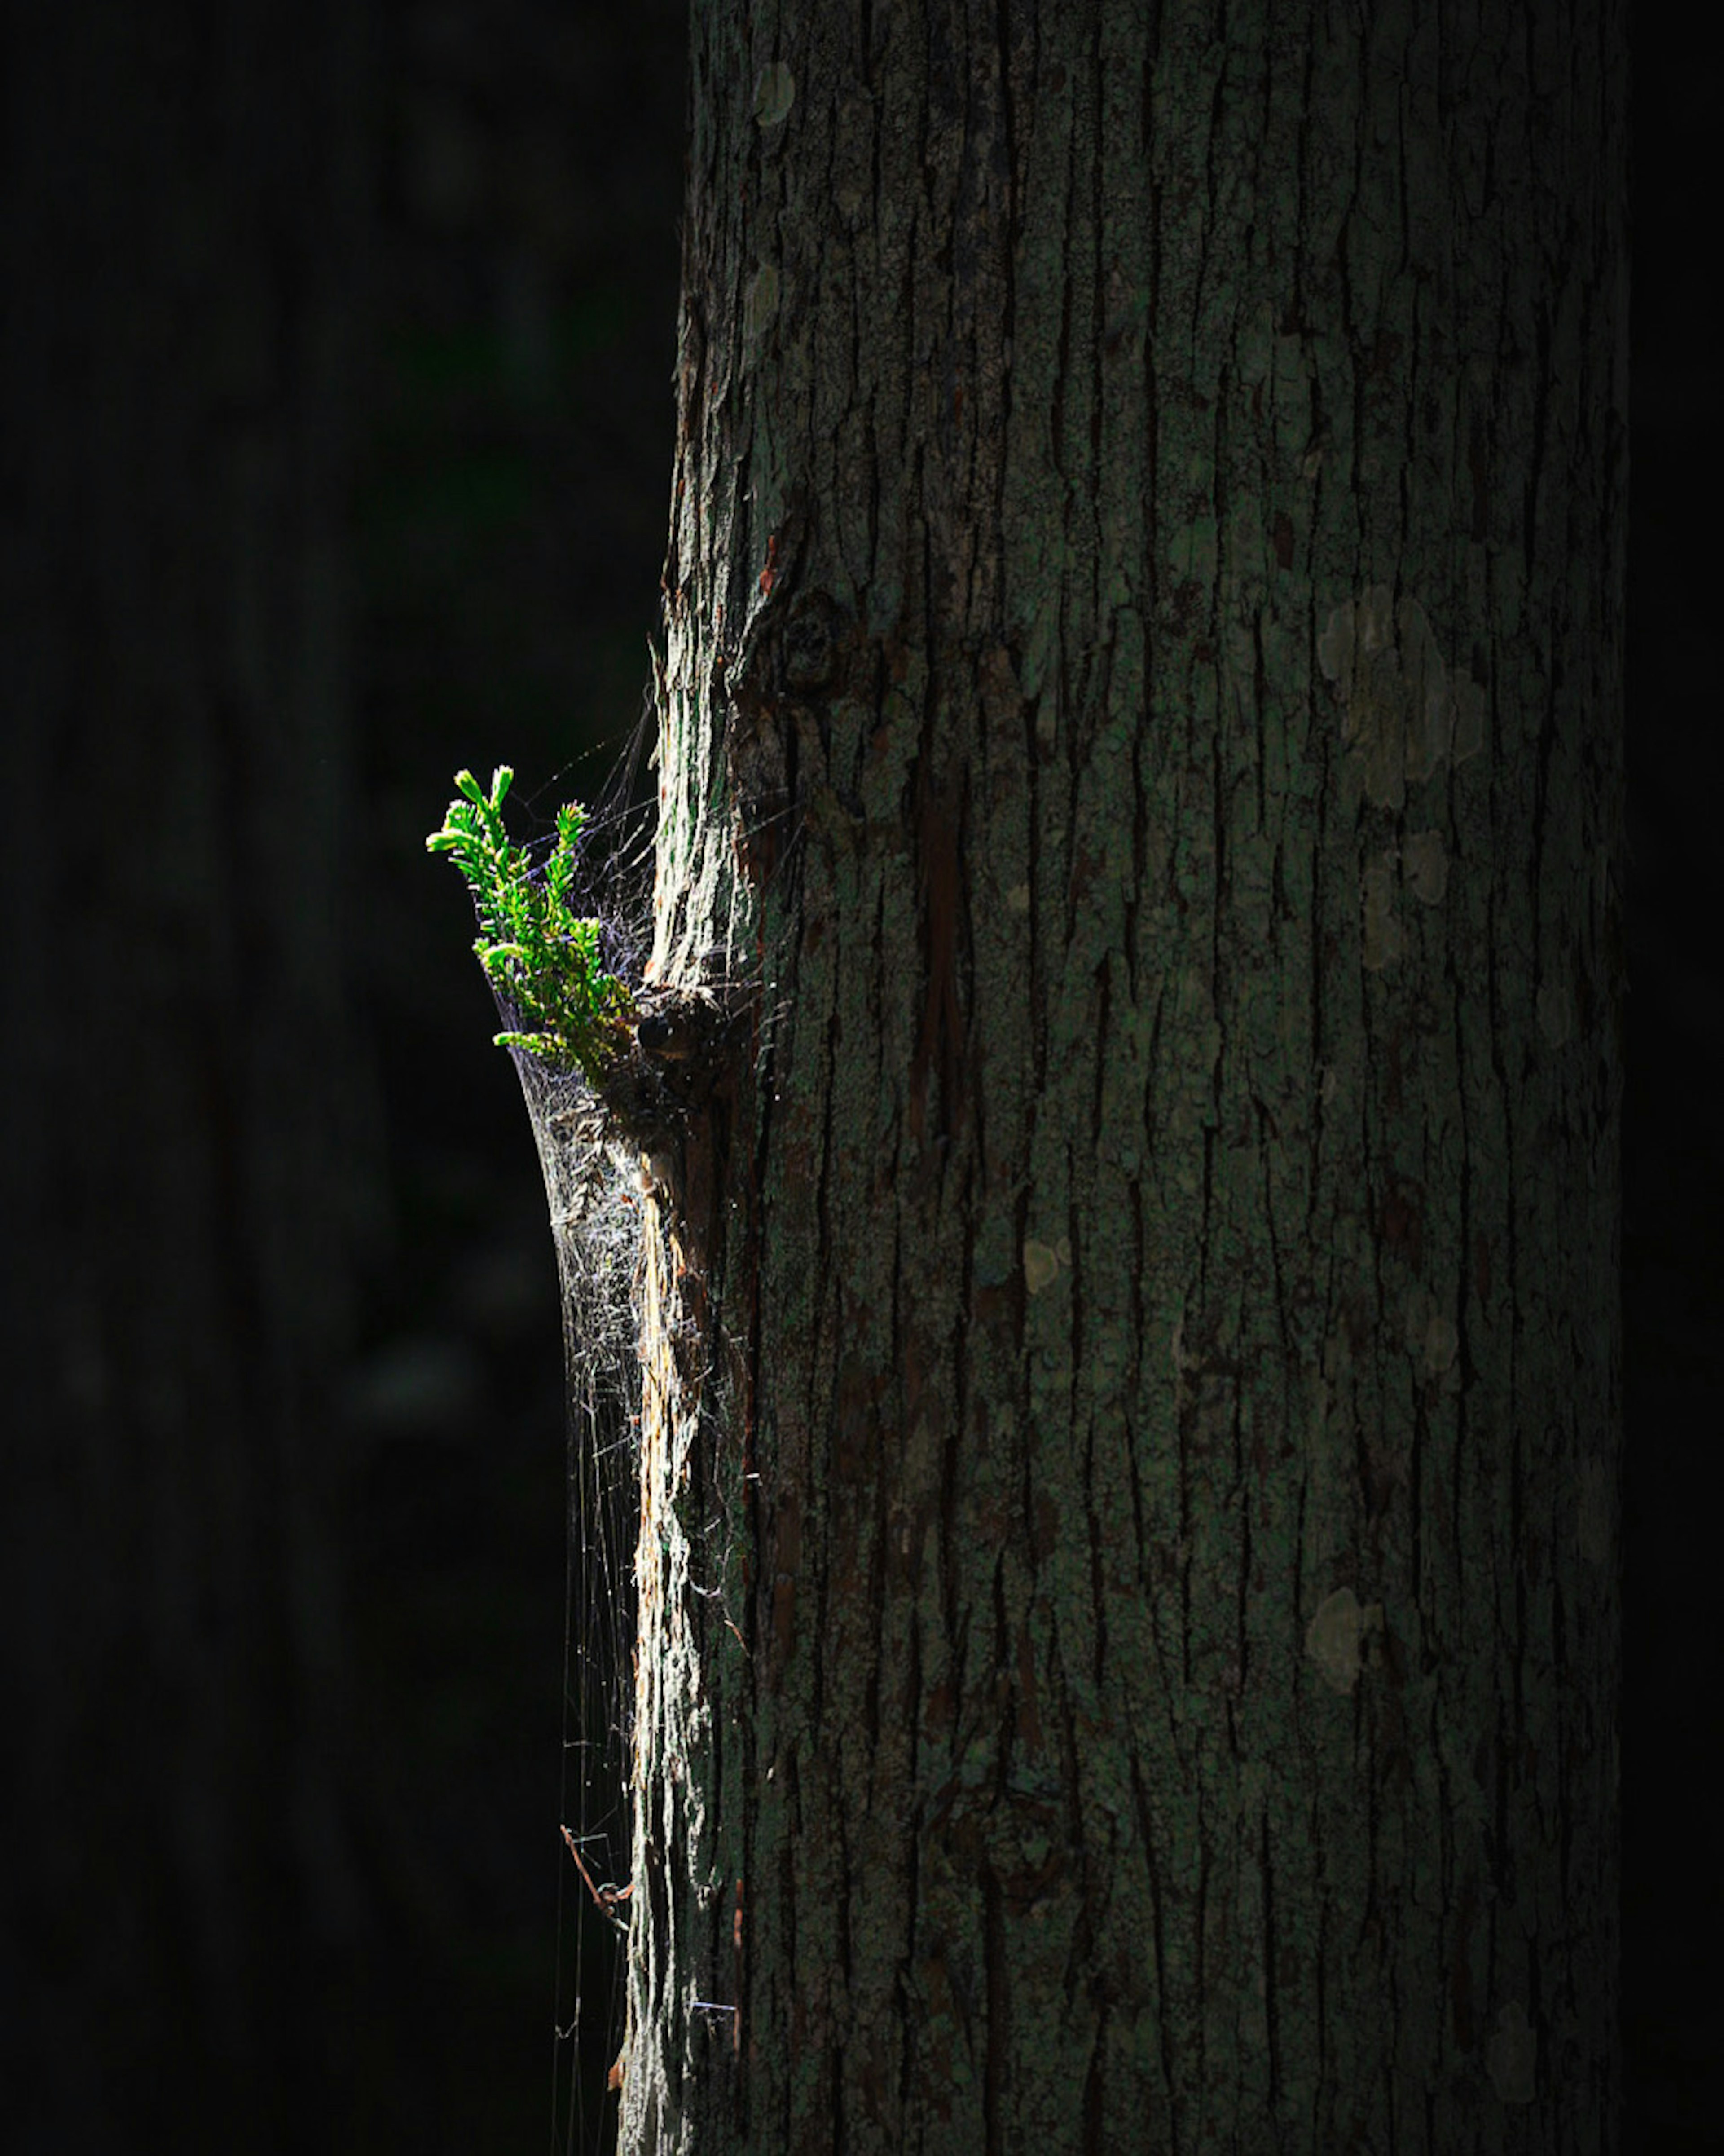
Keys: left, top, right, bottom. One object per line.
{"left": 618, "top": 2, "right": 1627, "bottom": 2150}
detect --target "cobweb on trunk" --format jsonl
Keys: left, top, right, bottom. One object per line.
{"left": 522, "top": 1047, "right": 641, "bottom": 2155}
{"left": 457, "top": 683, "right": 786, "bottom": 2152}
{"left": 479, "top": 710, "right": 656, "bottom": 2156}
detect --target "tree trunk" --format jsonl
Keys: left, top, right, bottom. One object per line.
{"left": 619, "top": 1, "right": 1627, "bottom": 2149}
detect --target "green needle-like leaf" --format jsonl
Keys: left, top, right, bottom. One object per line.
{"left": 427, "top": 767, "right": 635, "bottom": 1084}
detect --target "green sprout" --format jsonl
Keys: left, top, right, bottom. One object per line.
{"left": 427, "top": 765, "right": 636, "bottom": 1085}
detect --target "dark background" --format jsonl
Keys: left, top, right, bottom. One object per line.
{"left": 0, "top": 3, "right": 1713, "bottom": 2150}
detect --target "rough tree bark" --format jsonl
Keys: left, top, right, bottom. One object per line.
{"left": 618, "top": 0, "right": 1627, "bottom": 2149}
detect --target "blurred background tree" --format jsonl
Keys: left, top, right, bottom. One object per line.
{"left": 1, "top": 2, "right": 680, "bottom": 2147}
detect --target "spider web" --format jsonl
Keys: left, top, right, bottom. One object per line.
{"left": 476, "top": 696, "right": 657, "bottom": 2156}
{"left": 471, "top": 676, "right": 795, "bottom": 2152}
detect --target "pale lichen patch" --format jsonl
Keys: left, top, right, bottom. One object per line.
{"left": 1023, "top": 1239, "right": 1064, "bottom": 1295}
{"left": 1318, "top": 586, "right": 1487, "bottom": 809}
{"left": 1304, "top": 1586, "right": 1385, "bottom": 1695}
{"left": 752, "top": 63, "right": 795, "bottom": 130}
{"left": 1486, "top": 2000, "right": 1537, "bottom": 2105}
{"left": 1576, "top": 1454, "right": 1612, "bottom": 1569}
{"left": 1450, "top": 671, "right": 1485, "bottom": 763}
{"left": 1537, "top": 975, "right": 1574, "bottom": 1049}
{"left": 1403, "top": 828, "right": 1449, "bottom": 904}
{"left": 743, "top": 264, "right": 779, "bottom": 345}
{"left": 1361, "top": 853, "right": 1403, "bottom": 972}
{"left": 1404, "top": 1294, "right": 1460, "bottom": 1385}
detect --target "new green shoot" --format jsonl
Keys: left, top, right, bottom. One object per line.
{"left": 427, "top": 766, "right": 636, "bottom": 1086}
